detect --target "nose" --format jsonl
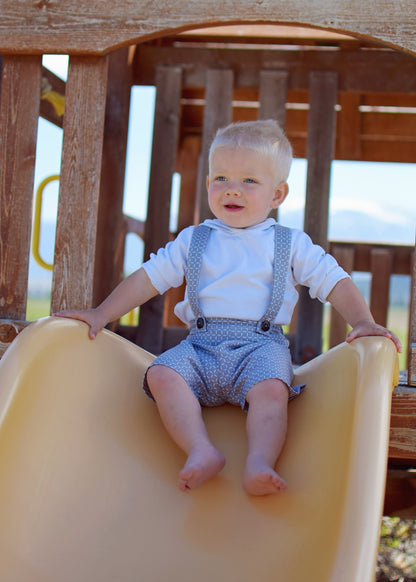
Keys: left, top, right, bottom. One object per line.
{"left": 225, "top": 183, "right": 241, "bottom": 197}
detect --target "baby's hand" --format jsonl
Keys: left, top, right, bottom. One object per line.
{"left": 53, "top": 308, "right": 106, "bottom": 340}
{"left": 346, "top": 320, "right": 402, "bottom": 353}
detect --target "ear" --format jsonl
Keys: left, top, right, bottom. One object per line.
{"left": 270, "top": 181, "right": 289, "bottom": 209}
{"left": 206, "top": 176, "right": 210, "bottom": 191}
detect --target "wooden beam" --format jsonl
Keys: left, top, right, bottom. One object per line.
{"left": 295, "top": 71, "right": 338, "bottom": 363}
{"left": 328, "top": 242, "right": 413, "bottom": 276}
{"left": 136, "top": 66, "right": 182, "bottom": 354}
{"left": 389, "top": 386, "right": 416, "bottom": 462}
{"left": 0, "top": 0, "right": 415, "bottom": 55}
{"left": 259, "top": 69, "right": 289, "bottom": 221}
{"left": 39, "top": 66, "right": 66, "bottom": 129}
{"left": 337, "top": 92, "right": 361, "bottom": 160}
{"left": 0, "top": 55, "right": 41, "bottom": 320}
{"left": 258, "top": 70, "right": 288, "bottom": 127}
{"left": 0, "top": 319, "right": 30, "bottom": 360}
{"left": 51, "top": 56, "right": 109, "bottom": 312}
{"left": 93, "top": 48, "right": 132, "bottom": 307}
{"left": 133, "top": 45, "right": 416, "bottom": 94}
{"left": 196, "top": 69, "right": 233, "bottom": 222}
{"left": 329, "top": 244, "right": 355, "bottom": 347}
{"left": 370, "top": 248, "right": 394, "bottom": 327}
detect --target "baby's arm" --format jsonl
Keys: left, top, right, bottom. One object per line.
{"left": 327, "top": 278, "right": 402, "bottom": 353}
{"left": 54, "top": 267, "right": 158, "bottom": 339}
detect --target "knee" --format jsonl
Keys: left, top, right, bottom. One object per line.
{"left": 246, "top": 379, "right": 289, "bottom": 406}
{"left": 146, "top": 364, "right": 174, "bottom": 399}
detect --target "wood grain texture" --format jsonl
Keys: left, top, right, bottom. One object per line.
{"left": 136, "top": 66, "right": 182, "bottom": 354}
{"left": 93, "top": 48, "right": 131, "bottom": 307}
{"left": 390, "top": 386, "right": 416, "bottom": 461}
{"left": 295, "top": 71, "right": 338, "bottom": 363}
{"left": 51, "top": 56, "right": 108, "bottom": 312}
{"left": 0, "top": 1, "right": 415, "bottom": 55}
{"left": 133, "top": 45, "right": 416, "bottom": 94}
{"left": 0, "top": 56, "right": 41, "bottom": 320}
{"left": 0, "top": 319, "right": 29, "bottom": 359}
{"left": 196, "top": 69, "right": 233, "bottom": 222}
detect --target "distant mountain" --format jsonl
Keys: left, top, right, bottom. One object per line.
{"left": 28, "top": 210, "right": 413, "bottom": 305}
{"left": 280, "top": 208, "right": 414, "bottom": 245}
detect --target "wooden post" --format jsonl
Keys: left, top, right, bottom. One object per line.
{"left": 370, "top": 248, "right": 394, "bottom": 327}
{"left": 329, "top": 244, "right": 355, "bottom": 347}
{"left": 163, "top": 134, "right": 201, "bottom": 330}
{"left": 93, "top": 48, "right": 132, "bottom": 307}
{"left": 295, "top": 71, "right": 338, "bottom": 363}
{"left": 259, "top": 69, "right": 289, "bottom": 221}
{"left": 196, "top": 69, "right": 233, "bottom": 222}
{"left": 51, "top": 56, "right": 109, "bottom": 313}
{"left": 136, "top": 66, "right": 182, "bottom": 354}
{"left": 0, "top": 55, "right": 41, "bottom": 320}
{"left": 259, "top": 70, "right": 288, "bottom": 127}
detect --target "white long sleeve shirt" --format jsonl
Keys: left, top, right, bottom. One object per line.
{"left": 142, "top": 218, "right": 349, "bottom": 326}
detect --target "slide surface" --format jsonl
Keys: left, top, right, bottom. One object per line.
{"left": 0, "top": 317, "right": 398, "bottom": 582}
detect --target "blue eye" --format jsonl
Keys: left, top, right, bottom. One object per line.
{"left": 245, "top": 178, "right": 257, "bottom": 184}
{"left": 215, "top": 176, "right": 227, "bottom": 182}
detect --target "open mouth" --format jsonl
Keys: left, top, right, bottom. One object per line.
{"left": 224, "top": 204, "right": 243, "bottom": 211}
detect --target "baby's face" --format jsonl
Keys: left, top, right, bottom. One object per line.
{"left": 207, "top": 146, "right": 288, "bottom": 228}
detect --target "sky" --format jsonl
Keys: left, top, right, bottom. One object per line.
{"left": 35, "top": 55, "right": 416, "bottom": 257}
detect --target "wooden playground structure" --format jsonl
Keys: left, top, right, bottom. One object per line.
{"left": 0, "top": 0, "right": 416, "bottom": 514}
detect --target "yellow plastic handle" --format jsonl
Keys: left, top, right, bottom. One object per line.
{"left": 32, "top": 175, "right": 60, "bottom": 271}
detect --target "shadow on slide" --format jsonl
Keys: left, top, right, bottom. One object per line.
{"left": 0, "top": 317, "right": 398, "bottom": 582}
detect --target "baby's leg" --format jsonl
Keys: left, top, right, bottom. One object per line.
{"left": 243, "top": 379, "right": 289, "bottom": 495}
{"left": 146, "top": 364, "right": 225, "bottom": 491}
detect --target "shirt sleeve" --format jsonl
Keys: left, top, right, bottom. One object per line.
{"left": 290, "top": 229, "right": 350, "bottom": 302}
{"left": 142, "top": 226, "right": 194, "bottom": 294}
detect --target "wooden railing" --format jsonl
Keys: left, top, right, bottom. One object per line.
{"left": 329, "top": 241, "right": 413, "bottom": 352}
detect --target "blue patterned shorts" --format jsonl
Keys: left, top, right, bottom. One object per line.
{"left": 143, "top": 319, "right": 305, "bottom": 410}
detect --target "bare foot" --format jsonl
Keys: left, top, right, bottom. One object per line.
{"left": 178, "top": 445, "right": 225, "bottom": 492}
{"left": 243, "top": 455, "right": 287, "bottom": 496}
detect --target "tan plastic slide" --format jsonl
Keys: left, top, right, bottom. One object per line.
{"left": 0, "top": 316, "right": 398, "bottom": 582}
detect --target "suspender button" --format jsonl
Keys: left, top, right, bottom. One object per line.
{"left": 260, "top": 320, "right": 270, "bottom": 332}
{"left": 196, "top": 317, "right": 205, "bottom": 329}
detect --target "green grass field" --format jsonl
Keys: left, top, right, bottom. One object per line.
{"left": 26, "top": 297, "right": 409, "bottom": 370}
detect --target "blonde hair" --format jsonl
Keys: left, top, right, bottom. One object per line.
{"left": 209, "top": 119, "right": 293, "bottom": 184}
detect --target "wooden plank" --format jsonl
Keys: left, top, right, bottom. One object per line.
{"left": 360, "top": 141, "right": 416, "bottom": 164}
{"left": 329, "top": 244, "right": 355, "bottom": 347}
{"left": 136, "top": 66, "right": 182, "bottom": 354}
{"left": 258, "top": 69, "right": 289, "bottom": 221}
{"left": 93, "top": 48, "right": 131, "bottom": 307}
{"left": 133, "top": 45, "right": 416, "bottom": 94}
{"left": 258, "top": 70, "right": 288, "bottom": 127}
{"left": 389, "top": 386, "right": 416, "bottom": 462}
{"left": 0, "top": 319, "right": 30, "bottom": 360}
{"left": 370, "top": 248, "right": 394, "bottom": 327}
{"left": 179, "top": 79, "right": 416, "bottom": 163}
{"left": 196, "top": 69, "right": 233, "bottom": 222}
{"left": 295, "top": 71, "right": 338, "bottom": 363}
{"left": 164, "top": 135, "right": 201, "bottom": 328}
{"left": 328, "top": 242, "right": 412, "bottom": 276}
{"left": 337, "top": 91, "right": 361, "bottom": 160}
{"left": 301, "top": 70, "right": 338, "bottom": 249}
{"left": 51, "top": 56, "right": 109, "bottom": 313}
{"left": 39, "top": 66, "right": 66, "bottom": 128}
{"left": 0, "top": 0, "right": 415, "bottom": 55}
{"left": 0, "top": 55, "right": 41, "bottom": 320}
{"left": 362, "top": 110, "right": 416, "bottom": 139}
